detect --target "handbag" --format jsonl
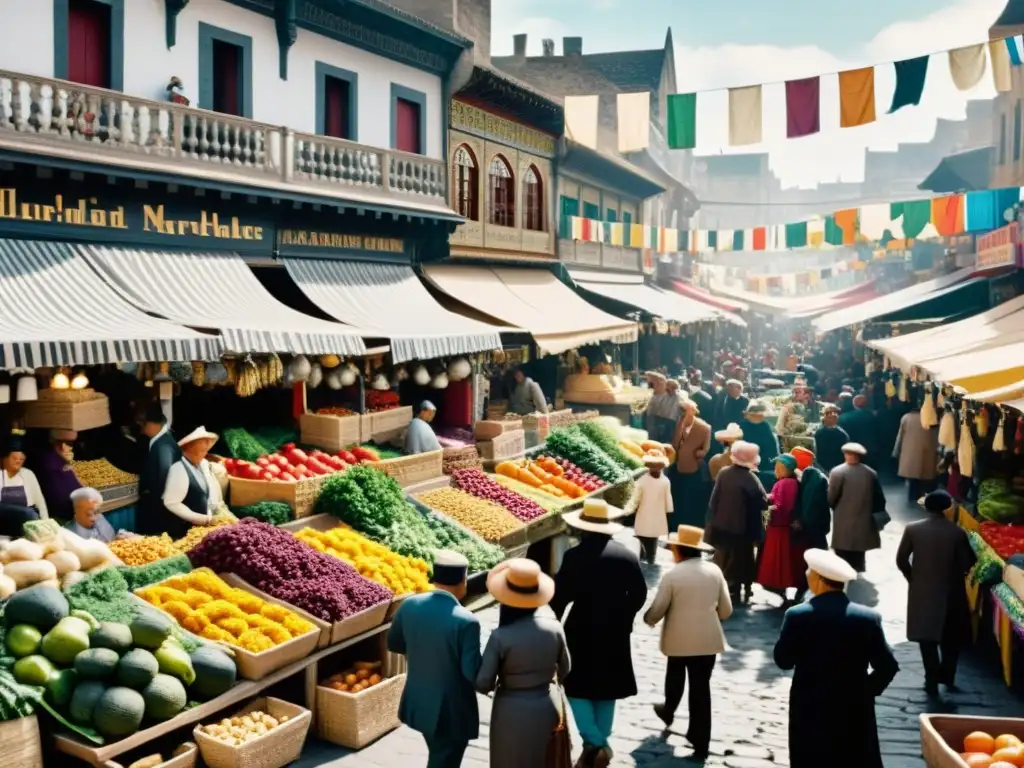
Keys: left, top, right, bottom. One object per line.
{"left": 545, "top": 685, "right": 573, "bottom": 768}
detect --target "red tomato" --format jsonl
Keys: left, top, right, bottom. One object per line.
{"left": 271, "top": 455, "right": 290, "bottom": 469}
{"left": 279, "top": 472, "right": 297, "bottom": 482}
{"left": 264, "top": 463, "right": 281, "bottom": 476}
{"left": 260, "top": 471, "right": 275, "bottom": 482}
{"left": 256, "top": 457, "right": 271, "bottom": 468}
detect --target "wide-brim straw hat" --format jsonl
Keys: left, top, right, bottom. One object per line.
{"left": 563, "top": 499, "right": 628, "bottom": 535}
{"left": 179, "top": 426, "right": 219, "bottom": 447}
{"left": 715, "top": 423, "right": 743, "bottom": 442}
{"left": 663, "top": 524, "right": 714, "bottom": 553}
{"left": 841, "top": 442, "right": 867, "bottom": 456}
{"left": 729, "top": 440, "right": 761, "bottom": 470}
{"left": 643, "top": 453, "right": 670, "bottom": 468}
{"left": 487, "top": 558, "right": 555, "bottom": 609}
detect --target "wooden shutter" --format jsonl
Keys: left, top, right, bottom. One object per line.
{"left": 68, "top": 0, "right": 110, "bottom": 88}
{"left": 395, "top": 98, "right": 421, "bottom": 154}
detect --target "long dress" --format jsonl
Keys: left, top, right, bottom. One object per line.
{"left": 757, "top": 477, "right": 800, "bottom": 590}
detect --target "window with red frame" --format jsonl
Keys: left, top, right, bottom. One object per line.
{"left": 453, "top": 145, "right": 479, "bottom": 220}
{"left": 324, "top": 76, "right": 352, "bottom": 140}
{"left": 68, "top": 0, "right": 111, "bottom": 88}
{"left": 523, "top": 166, "right": 544, "bottom": 231}
{"left": 212, "top": 39, "right": 242, "bottom": 116}
{"left": 395, "top": 98, "right": 421, "bottom": 154}
{"left": 488, "top": 155, "right": 515, "bottom": 228}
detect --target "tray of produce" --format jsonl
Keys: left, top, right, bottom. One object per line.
{"left": 194, "top": 696, "right": 311, "bottom": 768}
{"left": 920, "top": 714, "right": 1024, "bottom": 768}
{"left": 414, "top": 487, "right": 528, "bottom": 550}
{"left": 71, "top": 460, "right": 139, "bottom": 491}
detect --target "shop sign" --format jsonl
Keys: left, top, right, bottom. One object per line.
{"left": 277, "top": 228, "right": 412, "bottom": 261}
{"left": 450, "top": 100, "right": 556, "bottom": 158}
{"left": 976, "top": 223, "right": 1020, "bottom": 271}
{"left": 0, "top": 185, "right": 272, "bottom": 252}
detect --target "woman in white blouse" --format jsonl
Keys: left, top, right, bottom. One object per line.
{"left": 0, "top": 434, "right": 48, "bottom": 534}
{"left": 160, "top": 427, "right": 231, "bottom": 539}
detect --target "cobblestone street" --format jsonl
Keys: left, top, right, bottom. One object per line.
{"left": 300, "top": 480, "right": 1024, "bottom": 767}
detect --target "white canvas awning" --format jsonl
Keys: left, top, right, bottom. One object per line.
{"left": 570, "top": 271, "right": 721, "bottom": 325}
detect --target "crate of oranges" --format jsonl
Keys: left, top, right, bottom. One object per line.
{"left": 920, "top": 714, "right": 1024, "bottom": 767}
{"left": 316, "top": 661, "right": 406, "bottom": 749}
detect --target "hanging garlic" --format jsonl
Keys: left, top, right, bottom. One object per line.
{"left": 884, "top": 379, "right": 896, "bottom": 399}
{"left": 897, "top": 375, "right": 907, "bottom": 402}
{"left": 413, "top": 365, "right": 430, "bottom": 386}
{"left": 994, "top": 412, "right": 1008, "bottom": 452}
{"left": 957, "top": 410, "right": 975, "bottom": 479}
{"left": 370, "top": 374, "right": 390, "bottom": 391}
{"left": 976, "top": 407, "right": 990, "bottom": 438}
{"left": 920, "top": 388, "right": 938, "bottom": 428}
{"left": 938, "top": 409, "right": 957, "bottom": 450}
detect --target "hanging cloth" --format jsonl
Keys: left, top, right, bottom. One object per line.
{"left": 990, "top": 39, "right": 1014, "bottom": 93}
{"left": 938, "top": 410, "right": 957, "bottom": 450}
{"left": 948, "top": 45, "right": 987, "bottom": 91}
{"left": 966, "top": 190, "right": 999, "bottom": 232}
{"left": 889, "top": 55, "right": 929, "bottom": 113}
{"left": 893, "top": 200, "right": 934, "bottom": 239}
{"left": 920, "top": 390, "right": 938, "bottom": 428}
{"left": 667, "top": 93, "right": 698, "bottom": 149}
{"left": 564, "top": 95, "right": 600, "bottom": 149}
{"left": 617, "top": 92, "right": 651, "bottom": 153}
{"left": 838, "top": 67, "right": 877, "bottom": 128}
{"left": 834, "top": 209, "right": 858, "bottom": 244}
{"left": 728, "top": 85, "right": 763, "bottom": 146}
{"left": 958, "top": 412, "right": 975, "bottom": 479}
{"left": 785, "top": 77, "right": 820, "bottom": 138}
{"left": 752, "top": 227, "right": 767, "bottom": 251}
{"left": 931, "top": 195, "right": 965, "bottom": 236}
{"left": 785, "top": 222, "right": 808, "bottom": 248}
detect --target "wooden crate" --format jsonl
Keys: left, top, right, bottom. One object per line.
{"left": 24, "top": 391, "right": 111, "bottom": 431}
{"left": 0, "top": 715, "right": 42, "bottom": 768}
{"left": 367, "top": 450, "right": 443, "bottom": 487}
{"left": 474, "top": 419, "right": 523, "bottom": 440}
{"left": 368, "top": 406, "right": 413, "bottom": 443}
{"left": 920, "top": 714, "right": 1024, "bottom": 767}
{"left": 300, "top": 413, "right": 362, "bottom": 452}
{"left": 478, "top": 430, "right": 526, "bottom": 461}
{"left": 228, "top": 474, "right": 328, "bottom": 518}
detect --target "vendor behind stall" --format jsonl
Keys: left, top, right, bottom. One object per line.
{"left": 0, "top": 431, "right": 46, "bottom": 537}
{"left": 137, "top": 403, "right": 181, "bottom": 536}
{"left": 66, "top": 487, "right": 116, "bottom": 543}
{"left": 161, "top": 427, "right": 229, "bottom": 539}
{"left": 644, "top": 372, "right": 681, "bottom": 444}
{"left": 405, "top": 402, "right": 442, "bottom": 455}
{"left": 508, "top": 366, "right": 547, "bottom": 415}
{"left": 36, "top": 430, "right": 82, "bottom": 522}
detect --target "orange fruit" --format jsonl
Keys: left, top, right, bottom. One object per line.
{"left": 962, "top": 755, "right": 994, "bottom": 768}
{"left": 992, "top": 746, "right": 1024, "bottom": 766}
{"left": 993, "top": 762, "right": 1019, "bottom": 768}
{"left": 998, "top": 736, "right": 1024, "bottom": 751}
{"left": 966, "top": 733, "right": 997, "bottom": 755}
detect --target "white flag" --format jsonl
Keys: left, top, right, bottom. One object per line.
{"left": 617, "top": 92, "right": 650, "bottom": 153}
{"left": 565, "top": 95, "right": 600, "bottom": 150}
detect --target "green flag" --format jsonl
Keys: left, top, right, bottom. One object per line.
{"left": 667, "top": 93, "right": 697, "bottom": 149}
{"left": 785, "top": 222, "right": 808, "bottom": 248}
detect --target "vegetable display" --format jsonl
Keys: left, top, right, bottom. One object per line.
{"left": 321, "top": 660, "right": 384, "bottom": 693}
{"left": 316, "top": 406, "right": 356, "bottom": 416}
{"left": 491, "top": 476, "right": 566, "bottom": 512}
{"left": 421, "top": 514, "right": 504, "bottom": 573}
{"left": 977, "top": 479, "right": 1024, "bottom": 524}
{"left": 172, "top": 521, "right": 235, "bottom": 554}
{"left": 979, "top": 521, "right": 1024, "bottom": 562}
{"left": 187, "top": 519, "right": 392, "bottom": 622}
{"left": 0, "top": 529, "right": 120, "bottom": 597}
{"left": 70, "top": 460, "right": 137, "bottom": 489}
{"left": 198, "top": 709, "right": 288, "bottom": 744}
{"left": 109, "top": 535, "right": 177, "bottom": 567}
{"left": 222, "top": 428, "right": 268, "bottom": 463}
{"left": 415, "top": 488, "right": 522, "bottom": 543}
{"left": 545, "top": 428, "right": 628, "bottom": 484}
{"left": 294, "top": 526, "right": 432, "bottom": 595}
{"left": 365, "top": 390, "right": 400, "bottom": 412}
{"left": 969, "top": 530, "right": 1005, "bottom": 584}
{"left": 574, "top": 421, "right": 644, "bottom": 470}
{"left": 65, "top": 569, "right": 138, "bottom": 625}
{"left": 232, "top": 501, "right": 293, "bottom": 527}
{"left": 450, "top": 469, "right": 547, "bottom": 523}
{"left": 119, "top": 555, "right": 193, "bottom": 593}
{"left": 137, "top": 568, "right": 316, "bottom": 653}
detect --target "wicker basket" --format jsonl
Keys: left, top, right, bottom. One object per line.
{"left": 23, "top": 389, "right": 111, "bottom": 431}
{"left": 920, "top": 714, "right": 1024, "bottom": 767}
{"left": 194, "top": 697, "right": 311, "bottom": 768}
{"left": 228, "top": 473, "right": 328, "bottom": 518}
{"left": 299, "top": 413, "right": 362, "bottom": 452}
{"left": 367, "top": 450, "right": 443, "bottom": 487}
{"left": 0, "top": 715, "right": 42, "bottom": 768}
{"left": 316, "top": 674, "right": 406, "bottom": 749}
{"left": 103, "top": 743, "right": 198, "bottom": 768}
{"left": 368, "top": 406, "right": 413, "bottom": 443}
{"left": 486, "top": 402, "right": 509, "bottom": 420}
{"left": 442, "top": 445, "right": 482, "bottom": 475}
{"left": 478, "top": 430, "right": 526, "bottom": 461}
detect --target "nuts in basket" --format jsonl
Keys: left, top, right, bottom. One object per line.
{"left": 321, "top": 661, "right": 383, "bottom": 694}
{"left": 199, "top": 711, "right": 289, "bottom": 744}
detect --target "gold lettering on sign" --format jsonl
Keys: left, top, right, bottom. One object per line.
{"left": 449, "top": 101, "right": 555, "bottom": 155}
{"left": 142, "top": 206, "right": 263, "bottom": 241}
{"left": 278, "top": 230, "right": 405, "bottom": 253}
{"left": 0, "top": 189, "right": 127, "bottom": 228}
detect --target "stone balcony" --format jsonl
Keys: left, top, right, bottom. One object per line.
{"left": 558, "top": 239, "right": 643, "bottom": 272}
{"left": 0, "top": 70, "right": 448, "bottom": 211}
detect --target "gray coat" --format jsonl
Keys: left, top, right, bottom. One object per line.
{"left": 896, "top": 514, "right": 976, "bottom": 643}
{"left": 827, "top": 462, "right": 881, "bottom": 553}
{"left": 894, "top": 411, "right": 939, "bottom": 481}
{"left": 706, "top": 464, "right": 767, "bottom": 542}
{"left": 476, "top": 615, "right": 570, "bottom": 768}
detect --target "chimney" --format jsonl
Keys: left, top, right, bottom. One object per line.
{"left": 542, "top": 38, "right": 555, "bottom": 56}
{"left": 563, "top": 36, "right": 582, "bottom": 55}
{"left": 513, "top": 34, "right": 527, "bottom": 57}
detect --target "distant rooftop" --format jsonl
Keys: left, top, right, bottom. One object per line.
{"left": 695, "top": 154, "right": 768, "bottom": 176}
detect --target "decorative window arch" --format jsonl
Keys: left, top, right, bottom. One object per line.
{"left": 488, "top": 154, "right": 515, "bottom": 228}
{"left": 452, "top": 144, "right": 479, "bottom": 220}
{"left": 523, "top": 165, "right": 544, "bottom": 232}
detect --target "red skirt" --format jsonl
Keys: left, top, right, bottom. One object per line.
{"left": 757, "top": 526, "right": 802, "bottom": 590}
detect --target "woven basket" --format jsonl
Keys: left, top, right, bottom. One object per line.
{"left": 442, "top": 445, "right": 482, "bottom": 475}
{"left": 103, "top": 743, "right": 198, "bottom": 768}
{"left": 194, "top": 697, "right": 311, "bottom": 768}
{"left": 299, "top": 413, "right": 361, "bottom": 452}
{"left": 0, "top": 715, "right": 42, "bottom": 768}
{"left": 920, "top": 714, "right": 1024, "bottom": 767}
{"left": 367, "top": 450, "right": 443, "bottom": 487}
{"left": 228, "top": 473, "right": 328, "bottom": 518}
{"left": 24, "top": 390, "right": 111, "bottom": 431}
{"left": 316, "top": 674, "right": 406, "bottom": 749}
{"left": 478, "top": 430, "right": 526, "bottom": 461}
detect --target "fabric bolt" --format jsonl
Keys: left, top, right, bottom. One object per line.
{"left": 1008, "top": 35, "right": 1024, "bottom": 66}
{"left": 785, "top": 77, "right": 821, "bottom": 138}
{"left": 732, "top": 230, "right": 744, "bottom": 250}
{"left": 617, "top": 92, "right": 651, "bottom": 153}
{"left": 667, "top": 93, "right": 698, "bottom": 149}
{"left": 834, "top": 209, "right": 858, "bottom": 245}
{"left": 568, "top": 698, "right": 615, "bottom": 750}
{"left": 948, "top": 45, "right": 987, "bottom": 92}
{"left": 785, "top": 222, "right": 808, "bottom": 248}
{"left": 565, "top": 95, "right": 600, "bottom": 149}
{"left": 990, "top": 39, "right": 1014, "bottom": 93}
{"left": 889, "top": 56, "right": 929, "bottom": 113}
{"left": 728, "top": 85, "right": 763, "bottom": 146}
{"left": 609, "top": 222, "right": 624, "bottom": 246}
{"left": 838, "top": 67, "right": 877, "bottom": 128}
{"left": 752, "top": 227, "right": 767, "bottom": 250}
{"left": 931, "top": 195, "right": 965, "bottom": 236}
{"left": 893, "top": 200, "right": 933, "bottom": 239}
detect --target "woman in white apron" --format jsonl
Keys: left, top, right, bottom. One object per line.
{"left": 0, "top": 432, "right": 47, "bottom": 537}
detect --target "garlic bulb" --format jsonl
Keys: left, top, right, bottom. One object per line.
{"left": 288, "top": 355, "right": 312, "bottom": 382}
{"left": 338, "top": 366, "right": 357, "bottom": 387}
{"left": 447, "top": 358, "right": 471, "bottom": 381}
{"left": 938, "top": 410, "right": 956, "bottom": 450}
{"left": 920, "top": 390, "right": 938, "bottom": 428}
{"left": 994, "top": 413, "right": 1008, "bottom": 452}
{"left": 371, "top": 374, "right": 390, "bottom": 391}
{"left": 413, "top": 365, "right": 430, "bottom": 386}
{"left": 307, "top": 363, "right": 323, "bottom": 389}
{"left": 430, "top": 372, "right": 449, "bottom": 389}
{"left": 325, "top": 367, "right": 343, "bottom": 390}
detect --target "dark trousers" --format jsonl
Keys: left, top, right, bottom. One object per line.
{"left": 920, "top": 640, "right": 960, "bottom": 688}
{"left": 638, "top": 536, "right": 658, "bottom": 565}
{"left": 664, "top": 655, "right": 716, "bottom": 751}
{"left": 907, "top": 478, "right": 934, "bottom": 502}
{"left": 425, "top": 736, "right": 468, "bottom": 768}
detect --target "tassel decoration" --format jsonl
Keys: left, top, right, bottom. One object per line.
{"left": 958, "top": 410, "right": 975, "bottom": 479}
{"left": 920, "top": 387, "right": 939, "bottom": 428}
{"left": 938, "top": 409, "right": 957, "bottom": 450}
{"left": 994, "top": 412, "right": 1007, "bottom": 452}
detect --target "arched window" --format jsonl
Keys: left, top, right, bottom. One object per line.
{"left": 488, "top": 155, "right": 515, "bottom": 228}
{"left": 453, "top": 145, "right": 479, "bottom": 220}
{"left": 523, "top": 165, "right": 544, "bottom": 232}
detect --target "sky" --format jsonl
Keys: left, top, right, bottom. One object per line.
{"left": 490, "top": 0, "right": 1005, "bottom": 188}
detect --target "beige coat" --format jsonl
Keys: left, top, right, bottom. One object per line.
{"left": 673, "top": 417, "right": 711, "bottom": 474}
{"left": 628, "top": 472, "right": 673, "bottom": 538}
{"left": 644, "top": 557, "right": 733, "bottom": 657}
{"left": 894, "top": 411, "right": 939, "bottom": 481}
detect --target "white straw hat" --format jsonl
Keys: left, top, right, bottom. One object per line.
{"left": 178, "top": 426, "right": 219, "bottom": 447}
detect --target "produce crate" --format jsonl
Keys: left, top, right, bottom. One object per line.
{"left": 477, "top": 430, "right": 526, "bottom": 461}
{"left": 474, "top": 419, "right": 523, "bottom": 440}
{"left": 103, "top": 743, "right": 197, "bottom": 768}
{"left": 548, "top": 409, "right": 575, "bottom": 429}
{"left": 521, "top": 413, "right": 551, "bottom": 438}
{"left": 23, "top": 390, "right": 111, "bottom": 431}
{"left": 316, "top": 674, "right": 406, "bottom": 749}
{"left": 368, "top": 406, "right": 413, "bottom": 443}
{"left": 486, "top": 401, "right": 508, "bottom": 420}
{"left": 214, "top": 573, "right": 332, "bottom": 649}
{"left": 367, "top": 450, "right": 443, "bottom": 488}
{"left": 0, "top": 715, "right": 42, "bottom": 768}
{"left": 299, "top": 413, "right": 362, "bottom": 452}
{"left": 920, "top": 714, "right": 1024, "bottom": 767}
{"left": 194, "top": 697, "right": 311, "bottom": 768}
{"left": 442, "top": 445, "right": 481, "bottom": 475}
{"left": 228, "top": 473, "right": 328, "bottom": 519}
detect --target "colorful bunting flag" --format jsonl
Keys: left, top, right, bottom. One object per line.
{"left": 629, "top": 223, "right": 645, "bottom": 249}
{"left": 707, "top": 230, "right": 718, "bottom": 250}
{"left": 616, "top": 92, "right": 651, "bottom": 153}
{"left": 728, "top": 85, "right": 763, "bottom": 146}
{"left": 785, "top": 222, "right": 808, "bottom": 248}
{"left": 732, "top": 230, "right": 744, "bottom": 250}
{"left": 931, "top": 195, "right": 965, "bottom": 236}
{"left": 752, "top": 227, "right": 766, "bottom": 251}
{"left": 838, "top": 67, "right": 876, "bottom": 128}
{"left": 564, "top": 95, "right": 599, "bottom": 149}
{"left": 785, "top": 77, "right": 820, "bottom": 138}
{"left": 666, "top": 93, "right": 698, "bottom": 149}
{"left": 834, "top": 209, "right": 858, "bottom": 245}
{"left": 1008, "top": 36, "right": 1023, "bottom": 66}
{"left": 948, "top": 45, "right": 987, "bottom": 92}
{"left": 609, "top": 222, "right": 624, "bottom": 246}
{"left": 889, "top": 55, "right": 929, "bottom": 113}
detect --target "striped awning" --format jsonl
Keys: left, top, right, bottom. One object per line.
{"left": 0, "top": 239, "right": 222, "bottom": 368}
{"left": 78, "top": 246, "right": 368, "bottom": 357}
{"left": 283, "top": 259, "right": 503, "bottom": 363}
{"left": 570, "top": 271, "right": 719, "bottom": 325}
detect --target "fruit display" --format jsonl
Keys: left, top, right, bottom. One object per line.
{"left": 109, "top": 535, "right": 177, "bottom": 567}
{"left": 979, "top": 521, "right": 1024, "bottom": 562}
{"left": 70, "top": 459, "right": 138, "bottom": 489}
{"left": 960, "top": 729, "right": 1024, "bottom": 765}
{"left": 321, "top": 660, "right": 384, "bottom": 693}
{"left": 491, "top": 475, "right": 567, "bottom": 512}
{"left": 450, "top": 468, "right": 547, "bottom": 522}
{"left": 415, "top": 488, "right": 523, "bottom": 543}
{"left": 136, "top": 568, "right": 316, "bottom": 653}
{"left": 198, "top": 709, "right": 289, "bottom": 744}
{"left": 316, "top": 406, "right": 357, "bottom": 416}
{"left": 574, "top": 420, "right": 644, "bottom": 470}
{"left": 188, "top": 519, "right": 393, "bottom": 622}
{"left": 365, "top": 390, "right": 400, "bottom": 412}
{"left": 0, "top": 527, "right": 120, "bottom": 596}
{"left": 294, "top": 526, "right": 432, "bottom": 595}
{"left": 533, "top": 456, "right": 608, "bottom": 494}
{"left": 546, "top": 427, "right": 629, "bottom": 484}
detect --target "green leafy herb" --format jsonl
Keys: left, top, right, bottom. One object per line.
{"left": 574, "top": 421, "right": 643, "bottom": 470}
{"left": 232, "top": 501, "right": 292, "bottom": 527}
{"left": 546, "top": 427, "right": 628, "bottom": 483}
{"left": 221, "top": 428, "right": 267, "bottom": 462}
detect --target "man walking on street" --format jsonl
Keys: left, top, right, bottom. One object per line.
{"left": 896, "top": 490, "right": 976, "bottom": 696}
{"left": 386, "top": 550, "right": 481, "bottom": 768}
{"left": 827, "top": 443, "right": 883, "bottom": 574}
{"left": 774, "top": 549, "right": 899, "bottom": 768}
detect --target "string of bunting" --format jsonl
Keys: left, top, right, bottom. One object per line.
{"left": 565, "top": 35, "right": 1024, "bottom": 153}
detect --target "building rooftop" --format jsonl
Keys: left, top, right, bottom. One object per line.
{"left": 695, "top": 154, "right": 769, "bottom": 177}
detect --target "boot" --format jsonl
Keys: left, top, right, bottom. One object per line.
{"left": 653, "top": 703, "right": 674, "bottom": 728}
{"left": 593, "top": 746, "right": 613, "bottom": 768}
{"left": 574, "top": 746, "right": 598, "bottom": 768}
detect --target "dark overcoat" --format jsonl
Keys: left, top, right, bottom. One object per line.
{"left": 136, "top": 431, "right": 181, "bottom": 535}
{"left": 774, "top": 591, "right": 898, "bottom": 768}
{"left": 814, "top": 425, "right": 850, "bottom": 474}
{"left": 896, "top": 514, "right": 976, "bottom": 643}
{"left": 550, "top": 535, "right": 647, "bottom": 700}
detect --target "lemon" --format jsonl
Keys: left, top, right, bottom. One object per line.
{"left": 6, "top": 624, "right": 42, "bottom": 658}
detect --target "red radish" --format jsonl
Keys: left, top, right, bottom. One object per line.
{"left": 256, "top": 457, "right": 271, "bottom": 468}
{"left": 264, "top": 463, "right": 281, "bottom": 476}
{"left": 338, "top": 450, "right": 357, "bottom": 465}
{"left": 260, "top": 471, "right": 275, "bottom": 482}
{"left": 279, "top": 472, "right": 297, "bottom": 482}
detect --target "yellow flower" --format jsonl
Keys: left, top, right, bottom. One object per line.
{"left": 161, "top": 600, "right": 194, "bottom": 623}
